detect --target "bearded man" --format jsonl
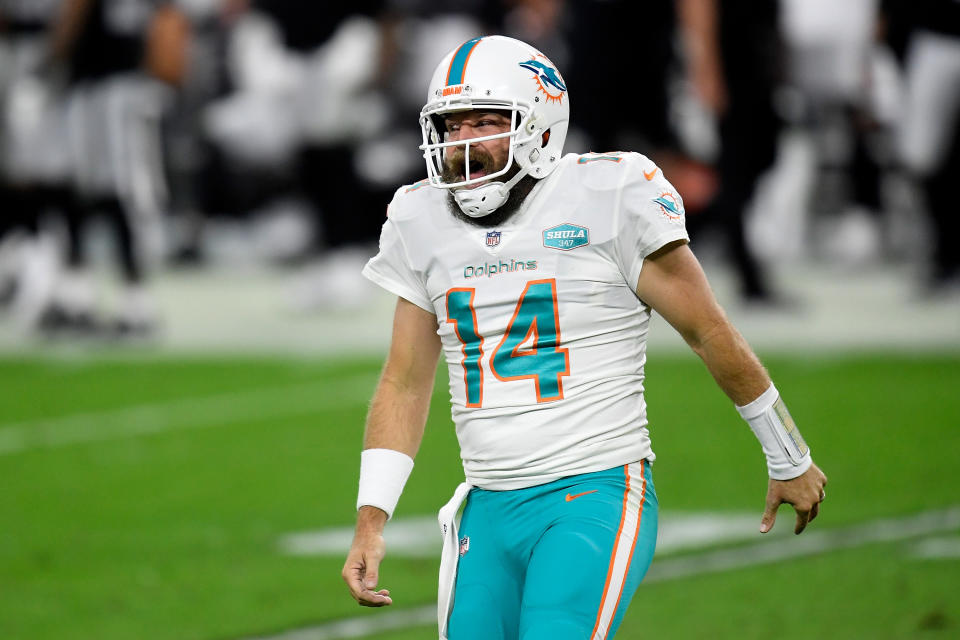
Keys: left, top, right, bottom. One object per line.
{"left": 342, "top": 35, "right": 827, "bottom": 640}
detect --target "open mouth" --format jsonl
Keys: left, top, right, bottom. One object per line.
{"left": 450, "top": 164, "right": 489, "bottom": 186}
{"left": 455, "top": 168, "right": 490, "bottom": 190}
{"left": 443, "top": 150, "right": 495, "bottom": 186}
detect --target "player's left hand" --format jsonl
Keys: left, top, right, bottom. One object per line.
{"left": 760, "top": 462, "right": 828, "bottom": 535}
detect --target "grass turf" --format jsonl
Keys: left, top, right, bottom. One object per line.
{"left": 0, "top": 353, "right": 957, "bottom": 639}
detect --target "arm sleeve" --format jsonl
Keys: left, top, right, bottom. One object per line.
{"left": 613, "top": 158, "right": 691, "bottom": 290}
{"left": 362, "top": 214, "right": 434, "bottom": 313}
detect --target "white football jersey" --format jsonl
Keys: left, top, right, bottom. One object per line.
{"left": 363, "top": 152, "right": 689, "bottom": 490}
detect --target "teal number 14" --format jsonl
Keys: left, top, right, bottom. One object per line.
{"left": 446, "top": 279, "right": 570, "bottom": 407}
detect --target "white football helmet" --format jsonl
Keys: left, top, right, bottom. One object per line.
{"left": 419, "top": 35, "right": 570, "bottom": 217}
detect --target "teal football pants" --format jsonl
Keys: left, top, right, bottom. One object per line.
{"left": 447, "top": 461, "right": 658, "bottom": 640}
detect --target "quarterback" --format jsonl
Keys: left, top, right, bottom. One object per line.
{"left": 342, "top": 36, "right": 827, "bottom": 640}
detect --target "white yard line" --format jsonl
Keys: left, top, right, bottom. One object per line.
{"left": 247, "top": 506, "right": 960, "bottom": 640}
{"left": 278, "top": 512, "right": 767, "bottom": 559}
{"left": 645, "top": 505, "right": 960, "bottom": 582}
{"left": 909, "top": 535, "right": 960, "bottom": 559}
{"left": 0, "top": 372, "right": 378, "bottom": 456}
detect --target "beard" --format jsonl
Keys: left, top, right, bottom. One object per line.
{"left": 441, "top": 147, "right": 538, "bottom": 228}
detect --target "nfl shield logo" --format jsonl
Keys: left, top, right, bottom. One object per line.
{"left": 459, "top": 536, "right": 470, "bottom": 557}
{"left": 485, "top": 231, "right": 501, "bottom": 247}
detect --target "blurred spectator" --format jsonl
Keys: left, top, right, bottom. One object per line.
{"left": 561, "top": 0, "right": 718, "bottom": 224}
{"left": 499, "top": 0, "right": 566, "bottom": 69}
{"left": 889, "top": 0, "right": 960, "bottom": 291}
{"left": 42, "top": 0, "right": 188, "bottom": 336}
{"left": 564, "top": 0, "right": 677, "bottom": 157}
{"left": 781, "top": 0, "right": 901, "bottom": 266}
{"left": 0, "top": 0, "right": 72, "bottom": 329}
{"left": 201, "top": 1, "right": 403, "bottom": 307}
{"left": 201, "top": 0, "right": 515, "bottom": 308}
{"left": 256, "top": 0, "right": 391, "bottom": 257}
{"left": 678, "top": 0, "right": 784, "bottom": 303}
{"left": 162, "top": 0, "right": 239, "bottom": 265}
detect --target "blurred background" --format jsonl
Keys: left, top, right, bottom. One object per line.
{"left": 0, "top": 1, "right": 958, "bottom": 639}
{"left": 0, "top": 0, "right": 957, "bottom": 348}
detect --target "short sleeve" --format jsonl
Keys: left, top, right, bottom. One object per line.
{"left": 613, "top": 161, "right": 690, "bottom": 291}
{"left": 362, "top": 216, "right": 434, "bottom": 312}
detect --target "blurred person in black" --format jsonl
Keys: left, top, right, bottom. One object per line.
{"left": 886, "top": 0, "right": 960, "bottom": 291}
{"left": 162, "top": 0, "right": 242, "bottom": 266}
{"left": 256, "top": 0, "right": 388, "bottom": 257}
{"left": 564, "top": 0, "right": 677, "bottom": 158}
{"left": 207, "top": 0, "right": 508, "bottom": 308}
{"left": 0, "top": 0, "right": 72, "bottom": 325}
{"left": 199, "top": 0, "right": 409, "bottom": 308}
{"left": 254, "top": 0, "right": 393, "bottom": 280}
{"left": 43, "top": 0, "right": 188, "bottom": 335}
{"left": 678, "top": 0, "right": 783, "bottom": 303}
{"left": 562, "top": 0, "right": 718, "bottom": 255}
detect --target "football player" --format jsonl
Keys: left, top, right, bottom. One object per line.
{"left": 342, "top": 36, "right": 827, "bottom": 640}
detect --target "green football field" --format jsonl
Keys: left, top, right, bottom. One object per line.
{"left": 1, "top": 352, "right": 959, "bottom": 639}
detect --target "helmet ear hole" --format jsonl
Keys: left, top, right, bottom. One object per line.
{"left": 541, "top": 129, "right": 551, "bottom": 148}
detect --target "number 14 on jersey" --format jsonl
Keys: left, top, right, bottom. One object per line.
{"left": 446, "top": 279, "right": 570, "bottom": 407}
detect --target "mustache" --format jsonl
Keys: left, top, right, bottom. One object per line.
{"left": 443, "top": 148, "right": 495, "bottom": 178}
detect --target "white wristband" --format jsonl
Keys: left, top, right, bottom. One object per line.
{"left": 357, "top": 448, "right": 414, "bottom": 519}
{"left": 737, "top": 384, "right": 812, "bottom": 480}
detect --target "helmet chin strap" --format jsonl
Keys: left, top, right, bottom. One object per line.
{"left": 453, "top": 164, "right": 531, "bottom": 218}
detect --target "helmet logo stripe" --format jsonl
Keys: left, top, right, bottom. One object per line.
{"left": 445, "top": 37, "right": 484, "bottom": 86}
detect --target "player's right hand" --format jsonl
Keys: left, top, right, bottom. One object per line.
{"left": 342, "top": 526, "right": 393, "bottom": 607}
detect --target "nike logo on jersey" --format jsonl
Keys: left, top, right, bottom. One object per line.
{"left": 565, "top": 490, "right": 598, "bottom": 502}
{"left": 643, "top": 168, "right": 658, "bottom": 181}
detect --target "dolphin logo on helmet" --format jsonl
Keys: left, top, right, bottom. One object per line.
{"left": 518, "top": 58, "right": 568, "bottom": 97}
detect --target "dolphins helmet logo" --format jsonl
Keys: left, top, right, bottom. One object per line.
{"left": 518, "top": 56, "right": 567, "bottom": 104}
